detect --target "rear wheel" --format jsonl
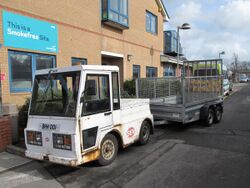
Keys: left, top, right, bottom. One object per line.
{"left": 203, "top": 108, "right": 214, "bottom": 126}
{"left": 98, "top": 134, "right": 118, "bottom": 166}
{"left": 138, "top": 121, "right": 151, "bottom": 145}
{"left": 214, "top": 106, "right": 223, "bottom": 123}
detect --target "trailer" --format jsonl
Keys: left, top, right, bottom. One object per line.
{"left": 25, "top": 65, "right": 153, "bottom": 167}
{"left": 136, "top": 59, "right": 224, "bottom": 126}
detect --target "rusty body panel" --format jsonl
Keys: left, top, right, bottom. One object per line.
{"left": 83, "top": 149, "right": 100, "bottom": 163}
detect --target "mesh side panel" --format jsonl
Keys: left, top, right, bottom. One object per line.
{"left": 184, "top": 76, "right": 223, "bottom": 105}
{"left": 136, "top": 76, "right": 223, "bottom": 105}
{"left": 137, "top": 77, "right": 182, "bottom": 104}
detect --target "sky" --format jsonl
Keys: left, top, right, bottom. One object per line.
{"left": 163, "top": 0, "right": 250, "bottom": 65}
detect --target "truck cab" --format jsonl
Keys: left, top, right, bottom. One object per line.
{"left": 25, "top": 65, "right": 153, "bottom": 166}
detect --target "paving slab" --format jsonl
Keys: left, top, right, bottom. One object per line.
{"left": 0, "top": 161, "right": 63, "bottom": 188}
{"left": 0, "top": 152, "right": 31, "bottom": 173}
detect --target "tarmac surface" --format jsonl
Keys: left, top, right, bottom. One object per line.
{"left": 0, "top": 83, "right": 249, "bottom": 188}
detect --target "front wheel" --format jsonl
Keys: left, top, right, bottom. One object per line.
{"left": 98, "top": 134, "right": 118, "bottom": 166}
{"left": 138, "top": 121, "right": 151, "bottom": 145}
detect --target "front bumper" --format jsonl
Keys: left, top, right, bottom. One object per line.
{"left": 25, "top": 150, "right": 79, "bottom": 167}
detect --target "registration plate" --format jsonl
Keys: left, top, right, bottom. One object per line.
{"left": 40, "top": 123, "right": 60, "bottom": 131}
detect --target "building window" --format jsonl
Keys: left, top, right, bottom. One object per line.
{"left": 102, "top": 0, "right": 129, "bottom": 29}
{"left": 146, "top": 67, "right": 157, "bottom": 78}
{"left": 72, "top": 57, "right": 87, "bottom": 66}
{"left": 146, "top": 11, "right": 157, "bottom": 34}
{"left": 9, "top": 51, "right": 56, "bottom": 93}
{"left": 36, "top": 55, "right": 55, "bottom": 70}
{"left": 133, "top": 65, "right": 140, "bottom": 79}
{"left": 163, "top": 66, "right": 175, "bottom": 77}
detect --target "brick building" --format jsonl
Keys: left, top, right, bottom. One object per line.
{"left": 0, "top": 0, "right": 169, "bottom": 107}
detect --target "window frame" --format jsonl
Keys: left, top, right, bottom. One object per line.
{"left": 102, "top": 0, "right": 129, "bottom": 28}
{"left": 81, "top": 74, "right": 111, "bottom": 116}
{"left": 29, "top": 71, "right": 81, "bottom": 117}
{"left": 146, "top": 10, "right": 158, "bottom": 35}
{"left": 8, "top": 50, "right": 56, "bottom": 93}
{"left": 146, "top": 66, "right": 158, "bottom": 78}
{"left": 71, "top": 57, "right": 87, "bottom": 66}
{"left": 163, "top": 66, "right": 176, "bottom": 77}
{"left": 133, "top": 64, "right": 140, "bottom": 79}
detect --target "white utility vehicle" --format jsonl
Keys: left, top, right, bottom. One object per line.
{"left": 25, "top": 65, "right": 153, "bottom": 166}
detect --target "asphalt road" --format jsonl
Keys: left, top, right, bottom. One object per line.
{"left": 0, "top": 83, "right": 250, "bottom": 188}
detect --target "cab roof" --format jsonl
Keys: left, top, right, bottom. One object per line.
{"left": 35, "top": 65, "right": 119, "bottom": 75}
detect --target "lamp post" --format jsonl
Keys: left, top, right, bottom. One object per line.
{"left": 219, "top": 51, "right": 225, "bottom": 59}
{"left": 177, "top": 23, "right": 191, "bottom": 77}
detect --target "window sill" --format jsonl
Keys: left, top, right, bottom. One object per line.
{"left": 102, "top": 19, "right": 129, "bottom": 30}
{"left": 10, "top": 89, "right": 32, "bottom": 93}
{"left": 146, "top": 30, "right": 158, "bottom": 36}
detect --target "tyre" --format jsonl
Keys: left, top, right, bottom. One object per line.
{"left": 203, "top": 108, "right": 214, "bottom": 126}
{"left": 214, "top": 106, "right": 223, "bottom": 123}
{"left": 98, "top": 134, "right": 118, "bottom": 166}
{"left": 138, "top": 120, "right": 151, "bottom": 145}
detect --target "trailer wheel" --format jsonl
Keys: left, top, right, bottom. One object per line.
{"left": 214, "top": 106, "right": 223, "bottom": 123}
{"left": 138, "top": 120, "right": 151, "bottom": 145}
{"left": 98, "top": 134, "right": 118, "bottom": 166}
{"left": 203, "top": 108, "right": 215, "bottom": 127}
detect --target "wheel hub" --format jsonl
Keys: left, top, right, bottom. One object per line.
{"left": 102, "top": 140, "right": 114, "bottom": 160}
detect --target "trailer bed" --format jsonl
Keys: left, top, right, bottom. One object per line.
{"left": 135, "top": 59, "right": 224, "bottom": 124}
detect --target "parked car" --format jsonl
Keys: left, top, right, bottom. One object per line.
{"left": 239, "top": 76, "right": 248, "bottom": 83}
{"left": 223, "top": 79, "right": 230, "bottom": 96}
{"left": 248, "top": 77, "right": 250, "bottom": 82}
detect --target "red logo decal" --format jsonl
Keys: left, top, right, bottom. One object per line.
{"left": 0, "top": 74, "right": 6, "bottom": 81}
{"left": 127, "top": 127, "right": 135, "bottom": 138}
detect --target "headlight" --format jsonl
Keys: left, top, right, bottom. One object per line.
{"left": 53, "top": 134, "right": 72, "bottom": 150}
{"left": 26, "top": 131, "right": 43, "bottom": 146}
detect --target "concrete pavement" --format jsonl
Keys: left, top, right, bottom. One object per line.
{"left": 0, "top": 161, "right": 63, "bottom": 188}
{"left": 0, "top": 152, "right": 30, "bottom": 174}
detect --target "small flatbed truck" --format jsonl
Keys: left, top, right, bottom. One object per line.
{"left": 25, "top": 65, "right": 153, "bottom": 166}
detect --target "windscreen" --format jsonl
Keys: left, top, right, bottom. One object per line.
{"left": 29, "top": 71, "right": 81, "bottom": 117}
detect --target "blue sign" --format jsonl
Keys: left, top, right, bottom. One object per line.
{"left": 2, "top": 11, "right": 58, "bottom": 53}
